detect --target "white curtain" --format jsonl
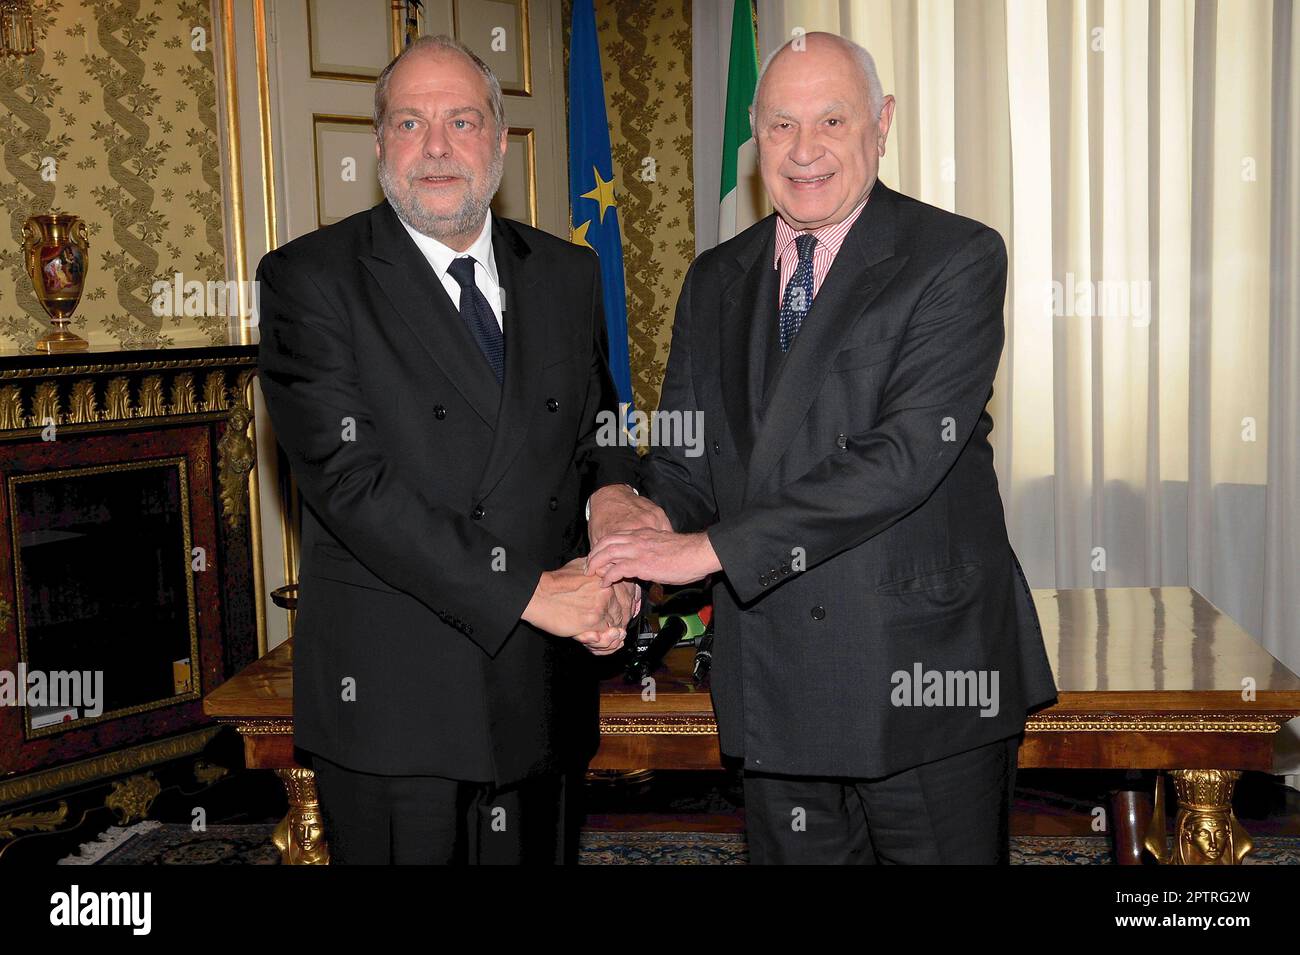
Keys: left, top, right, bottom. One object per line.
{"left": 692, "top": 0, "right": 1300, "bottom": 773}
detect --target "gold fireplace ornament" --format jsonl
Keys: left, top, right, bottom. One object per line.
{"left": 22, "top": 214, "right": 90, "bottom": 354}
{"left": 0, "top": 1, "right": 36, "bottom": 58}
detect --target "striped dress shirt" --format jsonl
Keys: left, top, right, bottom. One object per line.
{"left": 773, "top": 192, "right": 871, "bottom": 303}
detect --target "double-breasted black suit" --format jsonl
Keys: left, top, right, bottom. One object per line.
{"left": 641, "top": 182, "right": 1058, "bottom": 779}
{"left": 256, "top": 201, "right": 636, "bottom": 787}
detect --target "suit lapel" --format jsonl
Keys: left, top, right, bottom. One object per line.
{"left": 474, "top": 216, "right": 545, "bottom": 500}
{"left": 718, "top": 220, "right": 777, "bottom": 468}
{"left": 360, "top": 201, "right": 501, "bottom": 429}
{"left": 744, "top": 183, "right": 910, "bottom": 499}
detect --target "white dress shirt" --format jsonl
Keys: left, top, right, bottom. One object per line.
{"left": 397, "top": 210, "right": 504, "bottom": 331}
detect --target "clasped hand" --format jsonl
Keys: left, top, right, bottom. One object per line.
{"left": 521, "top": 557, "right": 640, "bottom": 656}
{"left": 584, "top": 484, "right": 722, "bottom": 601}
{"left": 523, "top": 485, "right": 721, "bottom": 656}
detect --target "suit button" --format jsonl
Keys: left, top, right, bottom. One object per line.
{"left": 836, "top": 433, "right": 848, "bottom": 450}
{"left": 780, "top": 564, "right": 790, "bottom": 576}
{"left": 547, "top": 398, "right": 559, "bottom": 412}
{"left": 471, "top": 504, "right": 485, "bottom": 520}
{"left": 548, "top": 497, "right": 558, "bottom": 510}
{"left": 712, "top": 440, "right": 721, "bottom": 453}
{"left": 433, "top": 405, "right": 446, "bottom": 420}
{"left": 811, "top": 605, "right": 825, "bottom": 620}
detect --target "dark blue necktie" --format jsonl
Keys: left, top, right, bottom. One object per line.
{"left": 447, "top": 256, "right": 504, "bottom": 384}
{"left": 778, "top": 233, "right": 817, "bottom": 352}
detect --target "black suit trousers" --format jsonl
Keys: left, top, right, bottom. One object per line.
{"left": 742, "top": 733, "right": 1021, "bottom": 864}
{"left": 311, "top": 755, "right": 575, "bottom": 864}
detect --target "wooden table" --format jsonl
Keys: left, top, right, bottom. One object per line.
{"left": 204, "top": 587, "right": 1300, "bottom": 865}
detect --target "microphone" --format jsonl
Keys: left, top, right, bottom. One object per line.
{"left": 623, "top": 614, "right": 687, "bottom": 684}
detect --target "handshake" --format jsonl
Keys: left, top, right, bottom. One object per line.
{"left": 521, "top": 484, "right": 722, "bottom": 656}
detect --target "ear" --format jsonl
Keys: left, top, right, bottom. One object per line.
{"left": 374, "top": 130, "right": 382, "bottom": 160}
{"left": 876, "top": 95, "right": 896, "bottom": 156}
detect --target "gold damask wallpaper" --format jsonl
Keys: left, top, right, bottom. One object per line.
{"left": 0, "top": 0, "right": 226, "bottom": 352}
{"left": 572, "top": 0, "right": 694, "bottom": 414}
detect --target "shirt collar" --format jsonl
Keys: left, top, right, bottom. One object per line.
{"left": 397, "top": 209, "right": 498, "bottom": 285}
{"left": 773, "top": 191, "right": 871, "bottom": 268}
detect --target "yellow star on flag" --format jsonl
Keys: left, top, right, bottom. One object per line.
{"left": 580, "top": 166, "right": 617, "bottom": 224}
{"left": 570, "top": 219, "right": 594, "bottom": 250}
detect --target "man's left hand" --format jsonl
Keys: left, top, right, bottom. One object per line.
{"left": 586, "top": 529, "right": 722, "bottom": 586}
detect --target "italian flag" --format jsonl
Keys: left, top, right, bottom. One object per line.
{"left": 718, "top": 0, "right": 764, "bottom": 242}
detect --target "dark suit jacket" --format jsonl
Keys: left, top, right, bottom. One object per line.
{"left": 256, "top": 201, "right": 637, "bottom": 785}
{"left": 641, "top": 182, "right": 1058, "bottom": 778}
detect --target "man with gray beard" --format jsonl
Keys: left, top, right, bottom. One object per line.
{"left": 256, "top": 35, "right": 641, "bottom": 864}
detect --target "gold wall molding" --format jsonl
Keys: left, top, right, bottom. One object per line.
{"left": 254, "top": 0, "right": 278, "bottom": 254}
{"left": 219, "top": 0, "right": 251, "bottom": 345}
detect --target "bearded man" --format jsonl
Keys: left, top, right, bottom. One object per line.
{"left": 256, "top": 35, "right": 639, "bottom": 864}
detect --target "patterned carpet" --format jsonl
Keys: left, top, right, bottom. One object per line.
{"left": 57, "top": 822, "right": 1300, "bottom": 865}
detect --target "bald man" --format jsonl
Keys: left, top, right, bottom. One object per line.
{"left": 589, "top": 32, "right": 1057, "bottom": 864}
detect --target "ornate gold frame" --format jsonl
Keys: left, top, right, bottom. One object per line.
{"left": 7, "top": 457, "right": 202, "bottom": 738}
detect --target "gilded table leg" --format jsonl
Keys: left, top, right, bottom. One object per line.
{"left": 273, "top": 768, "right": 330, "bottom": 865}
{"left": 1143, "top": 770, "right": 1253, "bottom": 865}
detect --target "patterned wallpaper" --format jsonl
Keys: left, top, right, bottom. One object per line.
{"left": 571, "top": 0, "right": 694, "bottom": 414}
{"left": 0, "top": 0, "right": 226, "bottom": 352}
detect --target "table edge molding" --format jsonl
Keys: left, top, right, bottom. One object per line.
{"left": 1025, "top": 713, "right": 1289, "bottom": 734}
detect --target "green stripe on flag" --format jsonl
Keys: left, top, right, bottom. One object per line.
{"left": 720, "top": 0, "right": 758, "bottom": 200}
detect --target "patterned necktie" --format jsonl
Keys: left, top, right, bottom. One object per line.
{"left": 447, "top": 256, "right": 504, "bottom": 384}
{"left": 778, "top": 233, "right": 817, "bottom": 352}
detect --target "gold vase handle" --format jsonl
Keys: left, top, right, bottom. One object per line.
{"left": 21, "top": 218, "right": 42, "bottom": 275}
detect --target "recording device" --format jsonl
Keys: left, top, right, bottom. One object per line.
{"left": 623, "top": 613, "right": 687, "bottom": 684}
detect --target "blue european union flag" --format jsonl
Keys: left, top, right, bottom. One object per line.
{"left": 567, "top": 0, "right": 633, "bottom": 414}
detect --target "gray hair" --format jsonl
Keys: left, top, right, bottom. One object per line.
{"left": 751, "top": 32, "right": 884, "bottom": 124}
{"left": 374, "top": 34, "right": 506, "bottom": 140}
